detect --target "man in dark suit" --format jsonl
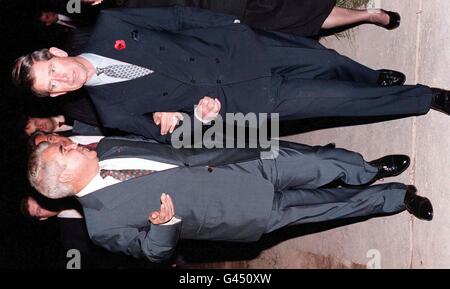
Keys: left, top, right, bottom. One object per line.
{"left": 28, "top": 137, "right": 433, "bottom": 262}
{"left": 13, "top": 7, "right": 450, "bottom": 143}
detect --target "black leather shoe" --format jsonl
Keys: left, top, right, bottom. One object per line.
{"left": 381, "top": 10, "right": 401, "bottom": 30}
{"left": 431, "top": 88, "right": 450, "bottom": 115}
{"left": 369, "top": 155, "right": 410, "bottom": 181}
{"left": 404, "top": 185, "right": 433, "bottom": 221}
{"left": 377, "top": 69, "right": 406, "bottom": 86}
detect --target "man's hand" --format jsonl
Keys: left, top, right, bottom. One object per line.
{"left": 153, "top": 112, "right": 184, "bottom": 135}
{"left": 149, "top": 193, "right": 175, "bottom": 225}
{"left": 196, "top": 96, "right": 221, "bottom": 123}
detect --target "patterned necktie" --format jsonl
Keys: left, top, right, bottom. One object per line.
{"left": 99, "top": 169, "right": 155, "bottom": 181}
{"left": 96, "top": 65, "right": 153, "bottom": 80}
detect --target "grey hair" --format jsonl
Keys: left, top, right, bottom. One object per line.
{"left": 28, "top": 142, "right": 75, "bottom": 199}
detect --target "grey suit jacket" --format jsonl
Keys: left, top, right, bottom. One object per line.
{"left": 78, "top": 137, "right": 275, "bottom": 262}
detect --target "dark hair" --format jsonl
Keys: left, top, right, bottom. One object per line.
{"left": 12, "top": 49, "right": 54, "bottom": 97}
{"left": 19, "top": 195, "right": 38, "bottom": 221}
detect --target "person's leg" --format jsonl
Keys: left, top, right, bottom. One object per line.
{"left": 270, "top": 143, "right": 379, "bottom": 190}
{"left": 322, "top": 6, "right": 391, "bottom": 29}
{"left": 265, "top": 183, "right": 407, "bottom": 233}
{"left": 221, "top": 143, "right": 378, "bottom": 190}
{"left": 274, "top": 79, "right": 433, "bottom": 120}
{"left": 264, "top": 36, "right": 381, "bottom": 84}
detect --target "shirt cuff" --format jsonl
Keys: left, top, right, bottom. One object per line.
{"left": 161, "top": 216, "right": 181, "bottom": 226}
{"left": 194, "top": 106, "right": 212, "bottom": 124}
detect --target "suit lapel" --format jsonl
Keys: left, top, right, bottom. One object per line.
{"left": 96, "top": 138, "right": 186, "bottom": 166}
{"left": 85, "top": 11, "right": 181, "bottom": 79}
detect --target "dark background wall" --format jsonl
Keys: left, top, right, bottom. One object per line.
{"left": 0, "top": 0, "right": 75, "bottom": 268}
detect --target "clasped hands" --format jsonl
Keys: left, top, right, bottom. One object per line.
{"left": 153, "top": 96, "right": 221, "bottom": 135}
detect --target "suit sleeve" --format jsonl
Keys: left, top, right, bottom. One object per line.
{"left": 105, "top": 6, "right": 240, "bottom": 31}
{"left": 91, "top": 221, "right": 182, "bottom": 263}
{"left": 117, "top": 113, "right": 205, "bottom": 145}
{"left": 100, "top": 112, "right": 173, "bottom": 144}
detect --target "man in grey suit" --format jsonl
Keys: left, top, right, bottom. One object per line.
{"left": 28, "top": 138, "right": 433, "bottom": 263}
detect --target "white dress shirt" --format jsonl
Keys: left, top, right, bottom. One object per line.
{"left": 57, "top": 209, "right": 83, "bottom": 219}
{"left": 69, "top": 135, "right": 104, "bottom": 145}
{"left": 56, "top": 14, "right": 77, "bottom": 29}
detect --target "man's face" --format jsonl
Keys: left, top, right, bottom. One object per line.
{"left": 25, "top": 117, "right": 56, "bottom": 135}
{"left": 26, "top": 197, "right": 59, "bottom": 220}
{"left": 35, "top": 133, "right": 73, "bottom": 147}
{"left": 39, "top": 11, "right": 58, "bottom": 26}
{"left": 31, "top": 57, "right": 88, "bottom": 96}
{"left": 42, "top": 143, "right": 98, "bottom": 187}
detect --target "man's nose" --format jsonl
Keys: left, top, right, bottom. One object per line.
{"left": 52, "top": 72, "right": 69, "bottom": 82}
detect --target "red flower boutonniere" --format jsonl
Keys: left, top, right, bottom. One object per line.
{"left": 114, "top": 40, "right": 126, "bottom": 51}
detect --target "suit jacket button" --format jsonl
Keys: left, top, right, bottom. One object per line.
{"left": 207, "top": 167, "right": 213, "bottom": 172}
{"left": 215, "top": 58, "right": 220, "bottom": 63}
{"left": 189, "top": 57, "right": 195, "bottom": 62}
{"left": 131, "top": 30, "right": 139, "bottom": 41}
{"left": 184, "top": 163, "right": 190, "bottom": 167}
{"left": 163, "top": 92, "right": 168, "bottom": 96}
{"left": 216, "top": 80, "right": 222, "bottom": 84}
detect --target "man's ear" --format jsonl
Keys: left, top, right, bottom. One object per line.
{"left": 49, "top": 47, "right": 68, "bottom": 57}
{"left": 50, "top": 92, "right": 67, "bottom": 97}
{"left": 59, "top": 169, "right": 74, "bottom": 184}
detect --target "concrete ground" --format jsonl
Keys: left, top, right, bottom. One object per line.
{"left": 249, "top": 0, "right": 450, "bottom": 269}
{"left": 187, "top": 0, "right": 450, "bottom": 269}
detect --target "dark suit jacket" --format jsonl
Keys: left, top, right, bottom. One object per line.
{"left": 77, "top": 137, "right": 276, "bottom": 262}
{"left": 84, "top": 6, "right": 273, "bottom": 143}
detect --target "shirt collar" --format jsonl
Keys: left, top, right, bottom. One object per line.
{"left": 79, "top": 53, "right": 104, "bottom": 86}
